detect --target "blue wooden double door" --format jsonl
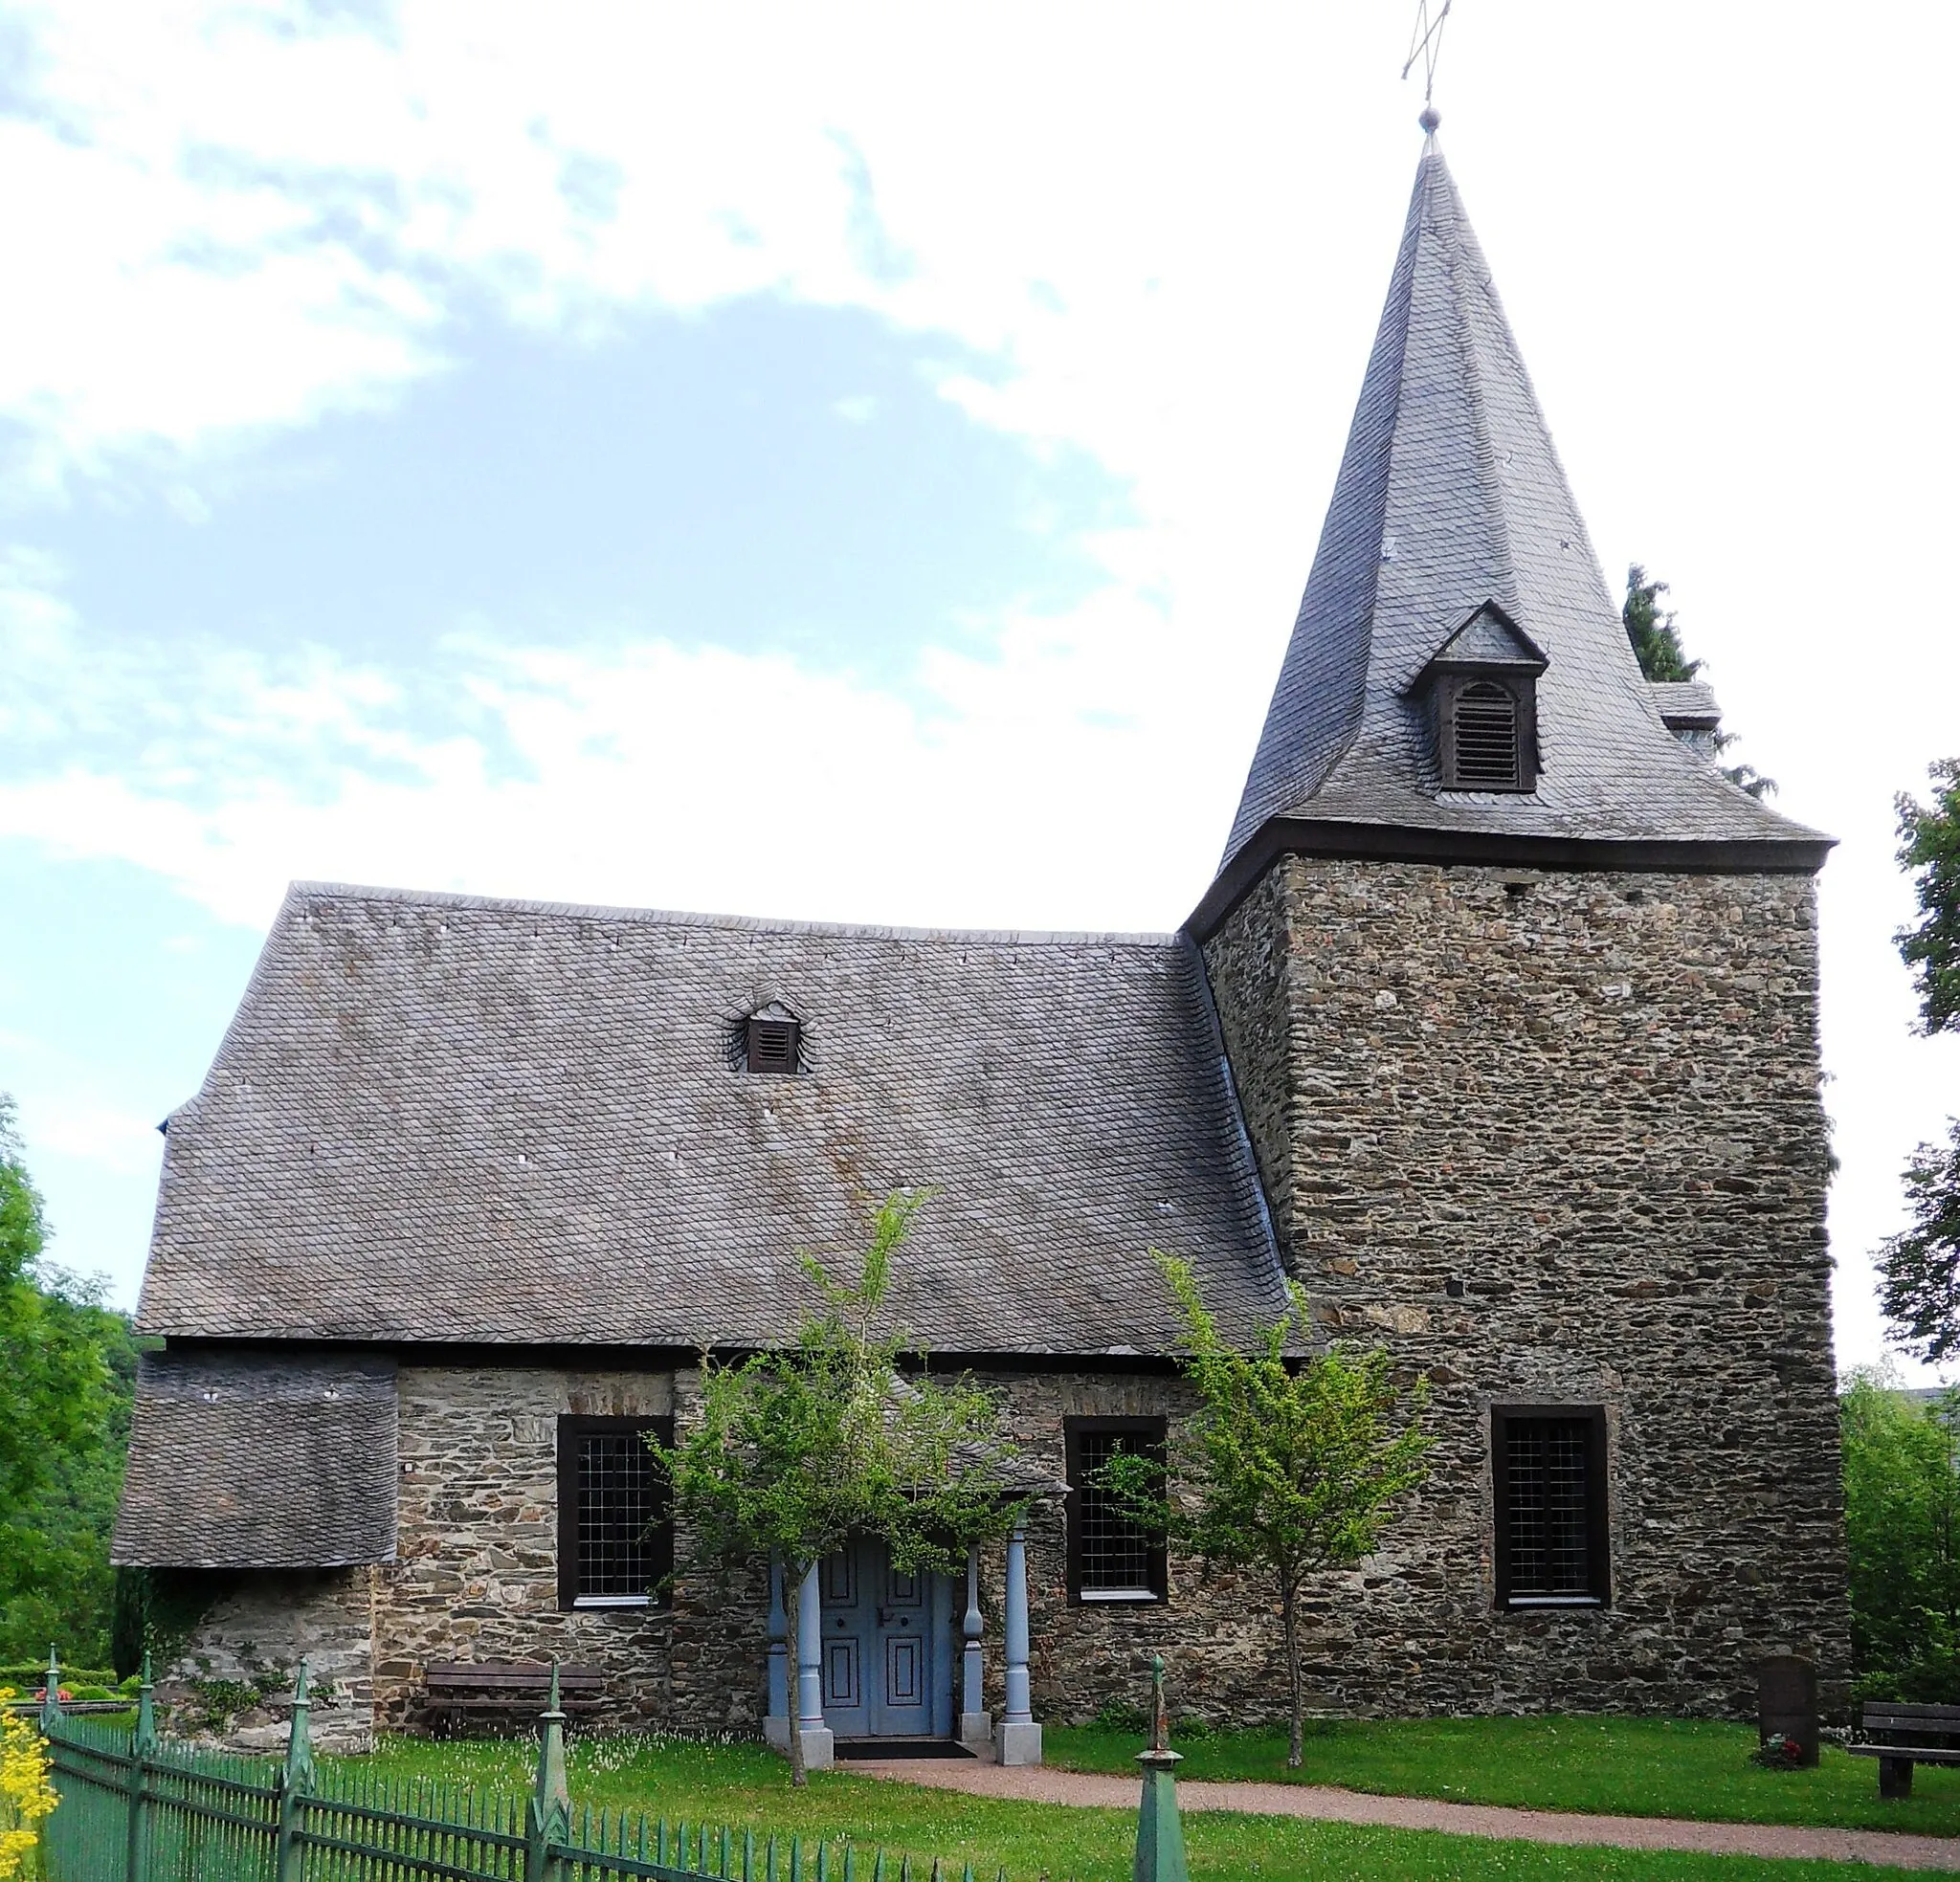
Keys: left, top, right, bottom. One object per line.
{"left": 817, "top": 1535, "right": 955, "bottom": 1740}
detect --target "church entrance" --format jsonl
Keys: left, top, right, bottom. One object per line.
{"left": 816, "top": 1534, "right": 955, "bottom": 1741}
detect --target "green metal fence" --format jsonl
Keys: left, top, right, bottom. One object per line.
{"left": 36, "top": 1657, "right": 1023, "bottom": 1882}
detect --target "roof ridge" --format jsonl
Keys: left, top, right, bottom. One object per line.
{"left": 1433, "top": 151, "right": 1522, "bottom": 630}
{"left": 282, "top": 880, "right": 1179, "bottom": 949}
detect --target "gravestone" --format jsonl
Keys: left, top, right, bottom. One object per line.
{"left": 1757, "top": 1654, "right": 1819, "bottom": 1767}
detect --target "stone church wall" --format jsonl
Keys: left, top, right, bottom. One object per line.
{"left": 153, "top": 1566, "right": 377, "bottom": 1751}
{"left": 368, "top": 1364, "right": 750, "bottom": 1733}
{"left": 1200, "top": 854, "right": 1849, "bottom": 1719}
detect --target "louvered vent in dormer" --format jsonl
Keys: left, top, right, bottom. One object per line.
{"left": 1450, "top": 681, "right": 1521, "bottom": 788}
{"left": 746, "top": 1013, "right": 800, "bottom": 1074}
{"left": 1409, "top": 603, "right": 1544, "bottom": 795}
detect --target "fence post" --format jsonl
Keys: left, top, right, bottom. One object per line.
{"left": 523, "top": 1661, "right": 571, "bottom": 1882}
{"left": 1131, "top": 1654, "right": 1188, "bottom": 1882}
{"left": 275, "top": 1659, "right": 316, "bottom": 1882}
{"left": 125, "top": 1652, "right": 159, "bottom": 1882}
{"left": 39, "top": 1646, "right": 63, "bottom": 1735}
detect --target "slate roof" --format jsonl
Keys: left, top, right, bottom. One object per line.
{"left": 1218, "top": 139, "right": 1827, "bottom": 871}
{"left": 136, "top": 884, "right": 1285, "bottom": 1355}
{"left": 1649, "top": 680, "right": 1723, "bottom": 731}
{"left": 112, "top": 1351, "right": 398, "bottom": 1567}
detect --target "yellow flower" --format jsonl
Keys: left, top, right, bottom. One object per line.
{"left": 0, "top": 1691, "right": 57, "bottom": 1882}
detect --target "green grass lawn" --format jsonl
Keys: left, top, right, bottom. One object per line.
{"left": 343, "top": 1734, "right": 1955, "bottom": 1882}
{"left": 1045, "top": 1716, "right": 1960, "bottom": 1839}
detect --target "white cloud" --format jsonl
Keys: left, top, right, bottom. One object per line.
{"left": 0, "top": 551, "right": 1231, "bottom": 934}
{"left": 3, "top": 0, "right": 1959, "bottom": 1365}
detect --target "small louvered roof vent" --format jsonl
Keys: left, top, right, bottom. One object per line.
{"left": 1451, "top": 681, "right": 1521, "bottom": 788}
{"left": 746, "top": 1006, "right": 801, "bottom": 1074}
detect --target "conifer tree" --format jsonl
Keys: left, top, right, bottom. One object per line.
{"left": 1621, "top": 564, "right": 1775, "bottom": 799}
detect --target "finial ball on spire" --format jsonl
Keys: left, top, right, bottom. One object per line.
{"left": 1418, "top": 104, "right": 1441, "bottom": 135}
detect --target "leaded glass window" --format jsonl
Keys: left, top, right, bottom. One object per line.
{"left": 557, "top": 1416, "right": 672, "bottom": 1608}
{"left": 1492, "top": 1407, "right": 1609, "bottom": 1606}
{"left": 1065, "top": 1417, "right": 1168, "bottom": 1603}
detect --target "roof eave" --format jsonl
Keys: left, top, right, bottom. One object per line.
{"left": 1188, "top": 814, "right": 1836, "bottom": 943}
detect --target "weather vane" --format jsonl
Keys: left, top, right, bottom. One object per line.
{"left": 1401, "top": 0, "right": 1453, "bottom": 132}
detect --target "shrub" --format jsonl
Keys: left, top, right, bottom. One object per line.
{"left": 1841, "top": 1371, "right": 1960, "bottom": 1701}
{"left": 0, "top": 1691, "right": 56, "bottom": 1880}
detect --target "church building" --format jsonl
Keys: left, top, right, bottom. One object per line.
{"left": 113, "top": 132, "right": 1849, "bottom": 1756}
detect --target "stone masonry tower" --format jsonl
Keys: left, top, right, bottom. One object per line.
{"left": 1191, "top": 135, "right": 1850, "bottom": 1716}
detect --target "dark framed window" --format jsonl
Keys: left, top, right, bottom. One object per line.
{"left": 1491, "top": 1406, "right": 1609, "bottom": 1607}
{"left": 1065, "top": 1416, "right": 1169, "bottom": 1605}
{"left": 1439, "top": 674, "right": 1537, "bottom": 792}
{"left": 557, "top": 1416, "right": 673, "bottom": 1610}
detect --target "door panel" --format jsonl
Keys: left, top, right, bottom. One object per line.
{"left": 816, "top": 1543, "right": 872, "bottom": 1738}
{"left": 869, "top": 1547, "right": 932, "bottom": 1736}
{"left": 818, "top": 1536, "right": 949, "bottom": 1740}
{"left": 884, "top": 1633, "right": 924, "bottom": 1709}
{"left": 822, "top": 1636, "right": 861, "bottom": 1713}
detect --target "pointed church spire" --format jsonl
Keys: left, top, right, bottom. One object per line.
{"left": 1210, "top": 140, "right": 1825, "bottom": 902}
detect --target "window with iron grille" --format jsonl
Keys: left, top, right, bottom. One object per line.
{"left": 1491, "top": 1406, "right": 1609, "bottom": 1607}
{"left": 1065, "top": 1417, "right": 1168, "bottom": 1604}
{"left": 557, "top": 1416, "right": 673, "bottom": 1609}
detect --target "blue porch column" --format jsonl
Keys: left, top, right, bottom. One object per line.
{"left": 764, "top": 1553, "right": 791, "bottom": 1750}
{"left": 794, "top": 1561, "right": 835, "bottom": 1770}
{"left": 959, "top": 1541, "right": 991, "bottom": 1751}
{"left": 995, "top": 1523, "right": 1042, "bottom": 1765}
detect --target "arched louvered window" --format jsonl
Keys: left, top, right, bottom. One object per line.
{"left": 1448, "top": 679, "right": 1522, "bottom": 789}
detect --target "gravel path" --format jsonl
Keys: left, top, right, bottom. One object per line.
{"left": 852, "top": 1758, "right": 1960, "bottom": 1871}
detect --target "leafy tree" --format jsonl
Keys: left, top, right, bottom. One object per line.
{"left": 1621, "top": 564, "right": 1775, "bottom": 799}
{"left": 1101, "top": 1254, "right": 1431, "bottom": 1769}
{"left": 0, "top": 1270, "right": 139, "bottom": 1667}
{"left": 655, "top": 1191, "right": 1029, "bottom": 1785}
{"left": 1876, "top": 1122, "right": 1960, "bottom": 1369}
{"left": 1840, "top": 1369, "right": 1960, "bottom": 1701}
{"left": 0, "top": 1097, "right": 118, "bottom": 1650}
{"left": 1895, "top": 759, "right": 1960, "bottom": 1038}
{"left": 1874, "top": 762, "right": 1960, "bottom": 1362}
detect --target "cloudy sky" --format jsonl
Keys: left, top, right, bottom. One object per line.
{"left": 2, "top": 1, "right": 1954, "bottom": 1377}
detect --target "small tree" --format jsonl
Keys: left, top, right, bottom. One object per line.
{"left": 1623, "top": 564, "right": 1700, "bottom": 683}
{"left": 1102, "top": 1254, "right": 1431, "bottom": 1768}
{"left": 1895, "top": 759, "right": 1960, "bottom": 1039}
{"left": 654, "top": 1191, "right": 1027, "bottom": 1785}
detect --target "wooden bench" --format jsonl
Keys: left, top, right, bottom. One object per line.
{"left": 1847, "top": 1702, "right": 1960, "bottom": 1798}
{"left": 422, "top": 1662, "right": 606, "bottom": 1737}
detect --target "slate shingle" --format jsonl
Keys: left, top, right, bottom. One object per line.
{"left": 112, "top": 1351, "right": 397, "bottom": 1567}
{"left": 1220, "top": 143, "right": 1827, "bottom": 868}
{"left": 136, "top": 885, "right": 1287, "bottom": 1356}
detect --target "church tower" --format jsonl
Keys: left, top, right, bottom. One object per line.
{"left": 1192, "top": 133, "right": 1848, "bottom": 1716}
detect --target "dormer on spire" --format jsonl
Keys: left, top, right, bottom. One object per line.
{"left": 1200, "top": 141, "right": 1827, "bottom": 929}
{"left": 1406, "top": 601, "right": 1548, "bottom": 794}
